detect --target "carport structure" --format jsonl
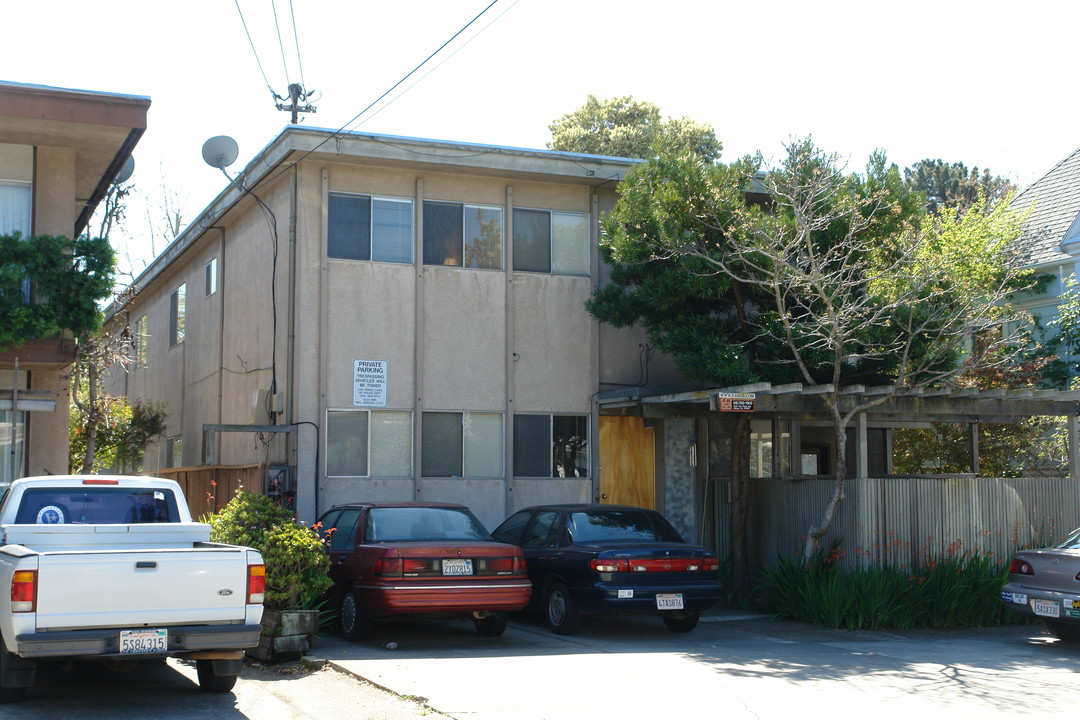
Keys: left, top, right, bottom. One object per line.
{"left": 599, "top": 382, "right": 1080, "bottom": 570}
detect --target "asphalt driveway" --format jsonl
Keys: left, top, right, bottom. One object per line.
{"left": 312, "top": 609, "right": 1079, "bottom": 719}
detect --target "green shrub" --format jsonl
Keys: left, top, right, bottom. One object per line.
{"left": 208, "top": 491, "right": 333, "bottom": 611}
{"left": 760, "top": 547, "right": 1026, "bottom": 630}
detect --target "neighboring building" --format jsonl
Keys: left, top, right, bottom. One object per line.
{"left": 0, "top": 80, "right": 149, "bottom": 487}
{"left": 106, "top": 127, "right": 640, "bottom": 529}
{"left": 1009, "top": 147, "right": 1080, "bottom": 374}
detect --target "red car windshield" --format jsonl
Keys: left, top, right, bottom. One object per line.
{"left": 363, "top": 507, "right": 493, "bottom": 543}
{"left": 568, "top": 509, "right": 684, "bottom": 544}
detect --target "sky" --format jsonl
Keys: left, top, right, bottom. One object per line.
{"left": 5, "top": 0, "right": 1080, "bottom": 276}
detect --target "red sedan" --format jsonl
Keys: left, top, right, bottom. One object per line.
{"left": 316, "top": 502, "right": 531, "bottom": 639}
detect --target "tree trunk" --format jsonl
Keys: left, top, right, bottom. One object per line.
{"left": 729, "top": 414, "right": 752, "bottom": 600}
{"left": 802, "top": 419, "right": 848, "bottom": 566}
{"left": 79, "top": 364, "right": 99, "bottom": 474}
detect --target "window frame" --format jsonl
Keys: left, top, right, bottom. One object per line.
{"left": 135, "top": 315, "right": 148, "bottom": 368}
{"left": 328, "top": 192, "right": 415, "bottom": 264}
{"left": 169, "top": 284, "right": 186, "bottom": 347}
{"left": 325, "top": 409, "right": 413, "bottom": 478}
{"left": 422, "top": 200, "right": 504, "bottom": 270}
{"left": 204, "top": 257, "right": 218, "bottom": 297}
{"left": 421, "top": 411, "right": 505, "bottom": 478}
{"left": 512, "top": 207, "right": 590, "bottom": 276}
{"left": 512, "top": 413, "right": 590, "bottom": 478}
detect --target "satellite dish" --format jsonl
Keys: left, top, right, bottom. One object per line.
{"left": 115, "top": 155, "right": 135, "bottom": 184}
{"left": 202, "top": 135, "right": 239, "bottom": 169}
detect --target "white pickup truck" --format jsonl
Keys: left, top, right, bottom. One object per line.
{"left": 0, "top": 475, "right": 265, "bottom": 703}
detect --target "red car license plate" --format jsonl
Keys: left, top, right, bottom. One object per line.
{"left": 442, "top": 558, "right": 473, "bottom": 576}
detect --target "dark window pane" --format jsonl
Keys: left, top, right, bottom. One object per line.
{"left": 422, "top": 412, "right": 463, "bottom": 477}
{"left": 423, "top": 202, "right": 464, "bottom": 267}
{"left": 512, "top": 209, "right": 550, "bottom": 272}
{"left": 492, "top": 509, "right": 533, "bottom": 544}
{"left": 553, "top": 415, "right": 588, "bottom": 477}
{"left": 366, "top": 506, "right": 490, "bottom": 542}
{"left": 327, "top": 411, "right": 369, "bottom": 476}
{"left": 513, "top": 414, "right": 550, "bottom": 477}
{"left": 522, "top": 510, "right": 559, "bottom": 547}
{"left": 568, "top": 510, "right": 684, "bottom": 543}
{"left": 329, "top": 509, "right": 361, "bottom": 551}
{"left": 328, "top": 194, "right": 371, "bottom": 260}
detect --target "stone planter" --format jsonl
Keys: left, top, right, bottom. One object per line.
{"left": 246, "top": 609, "right": 319, "bottom": 662}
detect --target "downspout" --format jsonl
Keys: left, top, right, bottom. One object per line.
{"left": 217, "top": 228, "right": 226, "bottom": 434}
{"left": 504, "top": 185, "right": 515, "bottom": 519}
{"left": 413, "top": 179, "right": 425, "bottom": 499}
{"left": 589, "top": 191, "right": 601, "bottom": 502}
{"left": 287, "top": 165, "right": 301, "bottom": 512}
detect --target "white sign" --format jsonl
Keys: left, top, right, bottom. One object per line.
{"left": 353, "top": 360, "right": 388, "bottom": 408}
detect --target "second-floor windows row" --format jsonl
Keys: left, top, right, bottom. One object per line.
{"left": 327, "top": 193, "right": 590, "bottom": 276}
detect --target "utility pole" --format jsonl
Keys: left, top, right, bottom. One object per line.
{"left": 275, "top": 83, "right": 316, "bottom": 124}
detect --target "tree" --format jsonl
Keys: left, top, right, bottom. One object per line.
{"left": 903, "top": 158, "right": 1017, "bottom": 213}
{"left": 594, "top": 138, "right": 1034, "bottom": 566}
{"left": 0, "top": 233, "right": 115, "bottom": 350}
{"left": 548, "top": 95, "right": 722, "bottom": 162}
{"left": 68, "top": 182, "right": 168, "bottom": 473}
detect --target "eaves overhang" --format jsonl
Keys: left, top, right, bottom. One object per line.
{"left": 114, "top": 126, "right": 641, "bottom": 316}
{"left": 600, "top": 381, "right": 1080, "bottom": 424}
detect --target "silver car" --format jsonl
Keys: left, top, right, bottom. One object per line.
{"left": 1002, "top": 528, "right": 1080, "bottom": 641}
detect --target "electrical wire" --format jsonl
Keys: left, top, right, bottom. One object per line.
{"left": 288, "top": 0, "right": 307, "bottom": 89}
{"left": 234, "top": 0, "right": 276, "bottom": 97}
{"left": 270, "top": 0, "right": 292, "bottom": 88}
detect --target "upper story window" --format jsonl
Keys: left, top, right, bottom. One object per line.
{"left": 0, "top": 182, "right": 31, "bottom": 237}
{"left": 205, "top": 257, "right": 218, "bottom": 296}
{"left": 512, "top": 209, "right": 590, "bottom": 276}
{"left": 422, "top": 201, "right": 503, "bottom": 269}
{"left": 513, "top": 413, "right": 589, "bottom": 477}
{"left": 135, "top": 315, "right": 148, "bottom": 367}
{"left": 169, "top": 284, "right": 186, "bottom": 347}
{"left": 328, "top": 192, "right": 414, "bottom": 263}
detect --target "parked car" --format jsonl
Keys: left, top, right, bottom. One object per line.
{"left": 315, "top": 502, "right": 531, "bottom": 639}
{"left": 1002, "top": 527, "right": 1080, "bottom": 641}
{"left": 491, "top": 504, "right": 722, "bottom": 634}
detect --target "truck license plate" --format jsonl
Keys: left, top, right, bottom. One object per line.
{"left": 1034, "top": 599, "right": 1061, "bottom": 618}
{"left": 656, "top": 593, "right": 684, "bottom": 610}
{"left": 120, "top": 629, "right": 168, "bottom": 654}
{"left": 442, "top": 558, "right": 473, "bottom": 576}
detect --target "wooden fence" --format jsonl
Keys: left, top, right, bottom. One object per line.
{"left": 146, "top": 463, "right": 268, "bottom": 520}
{"left": 708, "top": 475, "right": 1080, "bottom": 571}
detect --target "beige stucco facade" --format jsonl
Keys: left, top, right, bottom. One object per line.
{"left": 0, "top": 81, "right": 148, "bottom": 486}
{"left": 109, "top": 129, "right": 636, "bottom": 528}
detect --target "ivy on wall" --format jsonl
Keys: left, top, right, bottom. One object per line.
{"left": 0, "top": 233, "right": 115, "bottom": 350}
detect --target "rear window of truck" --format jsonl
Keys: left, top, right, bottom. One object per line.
{"left": 14, "top": 487, "right": 180, "bottom": 524}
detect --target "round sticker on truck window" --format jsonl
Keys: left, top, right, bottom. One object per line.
{"left": 36, "top": 506, "right": 65, "bottom": 524}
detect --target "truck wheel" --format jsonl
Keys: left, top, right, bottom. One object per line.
{"left": 339, "top": 592, "right": 373, "bottom": 641}
{"left": 195, "top": 659, "right": 239, "bottom": 693}
{"left": 473, "top": 612, "right": 508, "bottom": 638}
{"left": 0, "top": 641, "right": 29, "bottom": 703}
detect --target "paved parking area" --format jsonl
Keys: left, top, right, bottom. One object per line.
{"left": 312, "top": 611, "right": 1080, "bottom": 719}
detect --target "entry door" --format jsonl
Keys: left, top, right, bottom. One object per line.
{"left": 598, "top": 416, "right": 655, "bottom": 508}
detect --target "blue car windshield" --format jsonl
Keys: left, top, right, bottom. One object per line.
{"left": 14, "top": 487, "right": 180, "bottom": 524}
{"left": 568, "top": 510, "right": 684, "bottom": 544}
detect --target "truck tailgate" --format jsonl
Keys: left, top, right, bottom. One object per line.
{"left": 35, "top": 547, "right": 252, "bottom": 630}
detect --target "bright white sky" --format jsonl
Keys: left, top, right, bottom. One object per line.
{"left": 6, "top": 0, "right": 1079, "bottom": 276}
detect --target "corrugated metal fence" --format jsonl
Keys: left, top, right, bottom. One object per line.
{"left": 708, "top": 475, "right": 1080, "bottom": 570}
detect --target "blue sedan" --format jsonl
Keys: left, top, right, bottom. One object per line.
{"left": 492, "top": 504, "right": 722, "bottom": 634}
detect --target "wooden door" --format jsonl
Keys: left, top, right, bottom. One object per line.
{"left": 598, "top": 416, "right": 656, "bottom": 508}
